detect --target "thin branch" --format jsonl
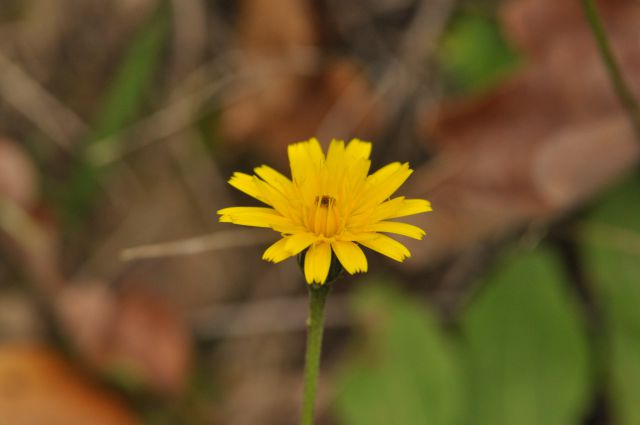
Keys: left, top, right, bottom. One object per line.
{"left": 0, "top": 53, "right": 88, "bottom": 151}
{"left": 0, "top": 200, "right": 64, "bottom": 292}
{"left": 581, "top": 0, "right": 640, "bottom": 139}
{"left": 316, "top": 0, "right": 456, "bottom": 146}
{"left": 88, "top": 48, "right": 320, "bottom": 166}
{"left": 190, "top": 295, "right": 350, "bottom": 339}
{"left": 120, "top": 229, "right": 275, "bottom": 261}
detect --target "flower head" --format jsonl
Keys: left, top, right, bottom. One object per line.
{"left": 218, "top": 138, "right": 432, "bottom": 284}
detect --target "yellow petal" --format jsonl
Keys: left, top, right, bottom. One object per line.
{"left": 345, "top": 139, "right": 372, "bottom": 159}
{"left": 254, "top": 165, "right": 293, "bottom": 195}
{"left": 344, "top": 157, "right": 371, "bottom": 195}
{"left": 253, "top": 177, "right": 294, "bottom": 218}
{"left": 284, "top": 232, "right": 317, "bottom": 255}
{"left": 362, "top": 196, "right": 405, "bottom": 222}
{"left": 391, "top": 199, "right": 432, "bottom": 218}
{"left": 370, "top": 221, "right": 426, "bottom": 240}
{"left": 271, "top": 222, "right": 308, "bottom": 234}
{"left": 346, "top": 197, "right": 405, "bottom": 228}
{"left": 368, "top": 162, "right": 404, "bottom": 184}
{"left": 288, "top": 138, "right": 325, "bottom": 184}
{"left": 325, "top": 140, "right": 346, "bottom": 195}
{"left": 305, "top": 138, "right": 325, "bottom": 164}
{"left": 366, "top": 197, "right": 432, "bottom": 222}
{"left": 366, "top": 163, "right": 412, "bottom": 205}
{"left": 228, "top": 172, "right": 267, "bottom": 203}
{"left": 217, "top": 206, "right": 276, "bottom": 216}
{"left": 288, "top": 142, "right": 309, "bottom": 184}
{"left": 262, "top": 238, "right": 292, "bottom": 263}
{"left": 217, "top": 207, "right": 291, "bottom": 228}
{"left": 338, "top": 231, "right": 379, "bottom": 242}
{"left": 356, "top": 234, "right": 411, "bottom": 262}
{"left": 263, "top": 233, "right": 316, "bottom": 264}
{"left": 348, "top": 163, "right": 411, "bottom": 213}
{"left": 326, "top": 139, "right": 346, "bottom": 167}
{"left": 331, "top": 240, "right": 368, "bottom": 274}
{"left": 304, "top": 242, "right": 331, "bottom": 284}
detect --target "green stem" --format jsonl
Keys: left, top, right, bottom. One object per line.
{"left": 300, "top": 284, "right": 330, "bottom": 425}
{"left": 581, "top": 0, "right": 640, "bottom": 138}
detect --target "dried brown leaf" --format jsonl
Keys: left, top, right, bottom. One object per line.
{"left": 0, "top": 138, "right": 38, "bottom": 209}
{"left": 407, "top": 0, "right": 640, "bottom": 267}
{"left": 0, "top": 345, "right": 142, "bottom": 425}
{"left": 220, "top": 0, "right": 382, "bottom": 164}
{"left": 55, "top": 283, "right": 192, "bottom": 395}
{"left": 0, "top": 139, "right": 62, "bottom": 291}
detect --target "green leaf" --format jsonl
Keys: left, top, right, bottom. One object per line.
{"left": 438, "top": 13, "right": 519, "bottom": 93}
{"left": 462, "top": 248, "right": 591, "bottom": 425}
{"left": 584, "top": 174, "right": 640, "bottom": 425}
{"left": 335, "top": 282, "right": 462, "bottom": 425}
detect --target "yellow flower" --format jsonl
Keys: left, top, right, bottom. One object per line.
{"left": 218, "top": 138, "right": 432, "bottom": 284}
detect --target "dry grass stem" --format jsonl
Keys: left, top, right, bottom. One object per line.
{"left": 121, "top": 229, "right": 276, "bottom": 261}
{"left": 0, "top": 53, "right": 87, "bottom": 151}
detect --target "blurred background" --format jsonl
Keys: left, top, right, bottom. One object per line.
{"left": 1, "top": 0, "right": 640, "bottom": 424}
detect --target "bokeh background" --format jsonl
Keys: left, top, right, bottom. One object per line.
{"left": 1, "top": 0, "right": 640, "bottom": 424}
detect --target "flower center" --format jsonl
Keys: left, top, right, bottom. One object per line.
{"left": 310, "top": 195, "right": 340, "bottom": 237}
{"left": 316, "top": 195, "right": 335, "bottom": 208}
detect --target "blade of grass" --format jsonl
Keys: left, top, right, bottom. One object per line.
{"left": 581, "top": 0, "right": 640, "bottom": 139}
{"left": 61, "top": 1, "right": 170, "bottom": 222}
{"left": 86, "top": 1, "right": 170, "bottom": 157}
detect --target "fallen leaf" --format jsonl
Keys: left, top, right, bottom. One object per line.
{"left": 406, "top": 0, "right": 640, "bottom": 268}
{"left": 55, "top": 282, "right": 192, "bottom": 395}
{"left": 0, "top": 345, "right": 142, "bottom": 425}
{"left": 0, "top": 138, "right": 39, "bottom": 209}
{"left": 0, "top": 292, "right": 43, "bottom": 341}
{"left": 220, "top": 0, "right": 382, "bottom": 164}
{"left": 0, "top": 139, "right": 62, "bottom": 292}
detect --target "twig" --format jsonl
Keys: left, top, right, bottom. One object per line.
{"left": 121, "top": 229, "right": 276, "bottom": 261}
{"left": 0, "top": 53, "right": 88, "bottom": 151}
{"left": 397, "top": 0, "right": 454, "bottom": 72}
{"left": 316, "top": 0, "right": 456, "bottom": 147}
{"left": 0, "top": 201, "right": 49, "bottom": 264}
{"left": 88, "top": 48, "right": 320, "bottom": 166}
{"left": 0, "top": 200, "right": 63, "bottom": 292}
{"left": 169, "top": 0, "right": 207, "bottom": 80}
{"left": 581, "top": 0, "right": 640, "bottom": 139}
{"left": 190, "top": 294, "right": 350, "bottom": 339}
{"left": 376, "top": 0, "right": 456, "bottom": 151}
